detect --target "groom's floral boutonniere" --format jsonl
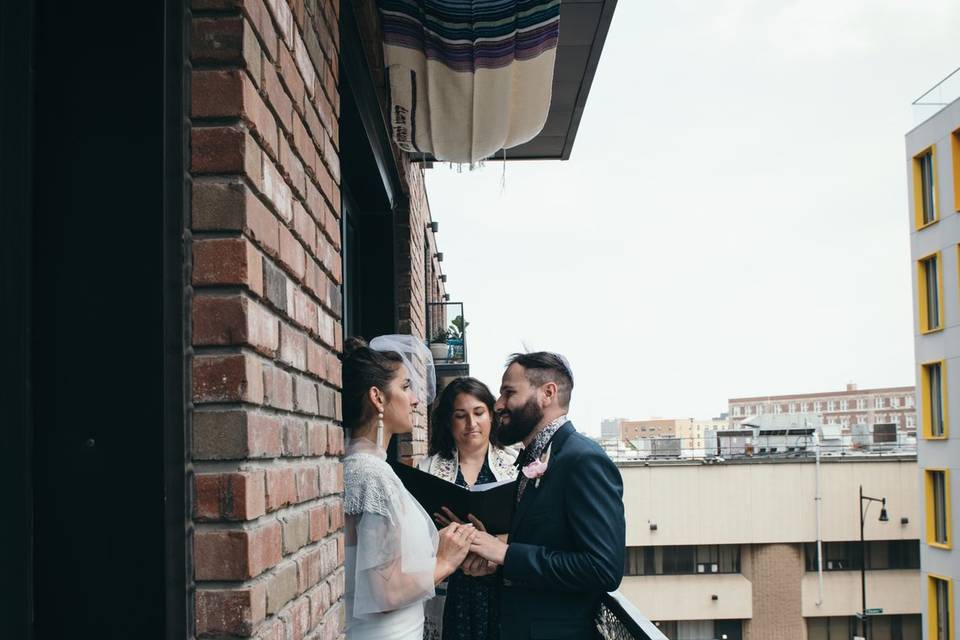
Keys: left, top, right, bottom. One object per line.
{"left": 522, "top": 444, "right": 553, "bottom": 488}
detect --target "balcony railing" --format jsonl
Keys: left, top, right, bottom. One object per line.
{"left": 912, "top": 65, "right": 960, "bottom": 125}
{"left": 426, "top": 301, "right": 468, "bottom": 365}
{"left": 596, "top": 591, "right": 669, "bottom": 640}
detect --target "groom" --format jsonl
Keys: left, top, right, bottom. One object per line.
{"left": 466, "top": 352, "right": 625, "bottom": 639}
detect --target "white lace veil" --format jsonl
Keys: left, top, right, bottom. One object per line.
{"left": 369, "top": 334, "right": 437, "bottom": 405}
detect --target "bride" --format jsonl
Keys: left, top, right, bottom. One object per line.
{"left": 342, "top": 335, "right": 477, "bottom": 639}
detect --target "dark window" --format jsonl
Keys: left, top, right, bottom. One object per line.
{"left": 625, "top": 546, "right": 740, "bottom": 576}
{"left": 804, "top": 541, "right": 920, "bottom": 571}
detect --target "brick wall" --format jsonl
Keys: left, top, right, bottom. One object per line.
{"left": 187, "top": 0, "right": 449, "bottom": 635}
{"left": 743, "top": 543, "right": 806, "bottom": 640}
{"left": 188, "top": 0, "right": 347, "bottom": 637}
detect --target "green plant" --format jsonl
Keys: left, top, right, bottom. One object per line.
{"left": 431, "top": 328, "right": 451, "bottom": 343}
{"left": 448, "top": 315, "right": 469, "bottom": 340}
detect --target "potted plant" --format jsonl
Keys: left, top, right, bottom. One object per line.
{"left": 446, "top": 316, "right": 469, "bottom": 361}
{"left": 429, "top": 328, "right": 450, "bottom": 360}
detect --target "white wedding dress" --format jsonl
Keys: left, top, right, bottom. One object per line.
{"left": 344, "top": 438, "right": 439, "bottom": 639}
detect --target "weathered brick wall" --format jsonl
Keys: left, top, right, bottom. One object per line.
{"left": 188, "top": 0, "right": 347, "bottom": 637}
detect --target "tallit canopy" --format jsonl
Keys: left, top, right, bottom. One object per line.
{"left": 378, "top": 0, "right": 561, "bottom": 164}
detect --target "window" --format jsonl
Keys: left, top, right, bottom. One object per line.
{"left": 953, "top": 129, "right": 960, "bottom": 214}
{"left": 813, "top": 401, "right": 822, "bottom": 412}
{"left": 788, "top": 402, "right": 796, "bottom": 413}
{"left": 922, "top": 361, "right": 947, "bottom": 439}
{"left": 840, "top": 399, "right": 849, "bottom": 411}
{"left": 926, "top": 469, "right": 952, "bottom": 548}
{"left": 857, "top": 398, "right": 867, "bottom": 410}
{"left": 906, "top": 395, "right": 915, "bottom": 408}
{"left": 804, "top": 540, "right": 920, "bottom": 571}
{"left": 875, "top": 396, "right": 885, "bottom": 409}
{"left": 891, "top": 396, "right": 900, "bottom": 408}
{"left": 914, "top": 146, "right": 939, "bottom": 228}
{"left": 827, "top": 400, "right": 836, "bottom": 412}
{"left": 928, "top": 575, "right": 953, "bottom": 640}
{"left": 918, "top": 253, "right": 943, "bottom": 333}
{"left": 624, "top": 545, "right": 740, "bottom": 576}
{"left": 907, "top": 414, "right": 916, "bottom": 428}
{"left": 733, "top": 406, "right": 742, "bottom": 417}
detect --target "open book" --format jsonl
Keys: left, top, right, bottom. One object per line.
{"left": 389, "top": 462, "right": 517, "bottom": 535}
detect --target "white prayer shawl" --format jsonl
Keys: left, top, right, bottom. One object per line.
{"left": 378, "top": 0, "right": 561, "bottom": 163}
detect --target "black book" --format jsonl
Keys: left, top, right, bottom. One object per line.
{"left": 389, "top": 461, "right": 517, "bottom": 535}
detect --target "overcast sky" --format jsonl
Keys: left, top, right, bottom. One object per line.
{"left": 424, "top": 0, "right": 960, "bottom": 436}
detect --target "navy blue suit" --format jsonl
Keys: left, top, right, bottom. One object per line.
{"left": 499, "top": 422, "right": 626, "bottom": 639}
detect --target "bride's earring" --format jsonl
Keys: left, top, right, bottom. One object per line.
{"left": 376, "top": 412, "right": 384, "bottom": 449}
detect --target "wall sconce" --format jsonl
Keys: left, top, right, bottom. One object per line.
{"left": 436, "top": 252, "right": 444, "bottom": 262}
{"left": 901, "top": 517, "right": 909, "bottom": 525}
{"left": 711, "top": 595, "right": 718, "bottom": 601}
{"left": 443, "top": 294, "right": 450, "bottom": 301}
{"left": 649, "top": 523, "right": 657, "bottom": 531}
{"left": 440, "top": 274, "right": 447, "bottom": 282}
{"left": 428, "top": 221, "right": 439, "bottom": 233}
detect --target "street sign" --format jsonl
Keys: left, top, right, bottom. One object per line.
{"left": 865, "top": 608, "right": 883, "bottom": 615}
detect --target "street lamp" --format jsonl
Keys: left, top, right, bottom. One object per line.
{"left": 858, "top": 485, "right": 888, "bottom": 639}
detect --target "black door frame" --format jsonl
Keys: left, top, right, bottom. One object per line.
{"left": 0, "top": 1, "right": 189, "bottom": 637}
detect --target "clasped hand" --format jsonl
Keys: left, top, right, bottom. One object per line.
{"left": 433, "top": 507, "right": 508, "bottom": 576}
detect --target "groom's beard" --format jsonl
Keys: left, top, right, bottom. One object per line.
{"left": 496, "top": 396, "right": 544, "bottom": 445}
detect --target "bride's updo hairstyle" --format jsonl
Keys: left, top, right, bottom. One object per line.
{"left": 341, "top": 337, "right": 404, "bottom": 431}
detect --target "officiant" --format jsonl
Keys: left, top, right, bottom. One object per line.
{"left": 419, "top": 377, "right": 519, "bottom": 640}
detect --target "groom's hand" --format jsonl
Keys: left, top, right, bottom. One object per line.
{"left": 469, "top": 530, "right": 508, "bottom": 566}
{"left": 460, "top": 552, "right": 497, "bottom": 576}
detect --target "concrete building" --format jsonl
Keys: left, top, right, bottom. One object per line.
{"left": 618, "top": 456, "right": 922, "bottom": 639}
{"left": 603, "top": 417, "right": 629, "bottom": 439}
{"left": 906, "top": 77, "right": 960, "bottom": 640}
{"left": 729, "top": 383, "right": 917, "bottom": 435}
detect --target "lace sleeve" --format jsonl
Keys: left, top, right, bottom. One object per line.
{"left": 345, "top": 456, "right": 438, "bottom": 616}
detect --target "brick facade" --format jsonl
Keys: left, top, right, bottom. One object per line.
{"left": 743, "top": 543, "right": 806, "bottom": 640}
{"left": 187, "top": 0, "right": 442, "bottom": 636}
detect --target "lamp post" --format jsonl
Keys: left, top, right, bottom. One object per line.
{"left": 858, "top": 485, "right": 889, "bottom": 639}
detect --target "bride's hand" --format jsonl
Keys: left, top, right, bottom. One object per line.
{"left": 436, "top": 522, "right": 477, "bottom": 578}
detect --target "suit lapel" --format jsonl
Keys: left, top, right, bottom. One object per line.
{"left": 510, "top": 422, "right": 575, "bottom": 536}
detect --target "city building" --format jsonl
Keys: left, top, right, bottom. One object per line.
{"left": 621, "top": 418, "right": 687, "bottom": 441}
{"left": 729, "top": 383, "right": 917, "bottom": 434}
{"left": 906, "top": 73, "right": 960, "bottom": 640}
{"left": 603, "top": 417, "right": 629, "bottom": 439}
{"left": 618, "top": 454, "right": 922, "bottom": 640}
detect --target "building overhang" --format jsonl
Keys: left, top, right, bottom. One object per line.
{"left": 506, "top": 0, "right": 618, "bottom": 160}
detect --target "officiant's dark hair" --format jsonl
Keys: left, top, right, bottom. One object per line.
{"left": 507, "top": 352, "right": 574, "bottom": 408}
{"left": 430, "top": 377, "right": 499, "bottom": 459}
{"left": 341, "top": 337, "right": 404, "bottom": 430}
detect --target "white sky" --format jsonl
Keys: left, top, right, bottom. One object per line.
{"left": 424, "top": 0, "right": 960, "bottom": 437}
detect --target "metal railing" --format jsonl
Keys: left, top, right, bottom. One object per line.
{"left": 426, "top": 301, "right": 468, "bottom": 364}
{"left": 912, "top": 65, "right": 960, "bottom": 125}
{"left": 596, "top": 591, "right": 669, "bottom": 640}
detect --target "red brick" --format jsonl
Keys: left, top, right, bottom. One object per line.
{"left": 305, "top": 340, "right": 327, "bottom": 379}
{"left": 325, "top": 351, "right": 341, "bottom": 388}
{"left": 293, "top": 289, "right": 318, "bottom": 334}
{"left": 325, "top": 425, "right": 344, "bottom": 456}
{"left": 195, "top": 584, "right": 266, "bottom": 636}
{"left": 296, "top": 547, "right": 323, "bottom": 594}
{"left": 192, "top": 237, "right": 265, "bottom": 299}
{"left": 307, "top": 581, "right": 332, "bottom": 628}
{"left": 328, "top": 500, "right": 344, "bottom": 532}
{"left": 318, "top": 461, "right": 339, "bottom": 496}
{"left": 255, "top": 618, "right": 285, "bottom": 640}
{"left": 262, "top": 363, "right": 294, "bottom": 410}
{"left": 265, "top": 467, "right": 297, "bottom": 511}
{"left": 264, "top": 0, "right": 294, "bottom": 47}
{"left": 282, "top": 416, "right": 307, "bottom": 456}
{"left": 193, "top": 410, "right": 283, "bottom": 459}
{"left": 192, "top": 16, "right": 244, "bottom": 65}
{"left": 262, "top": 155, "right": 294, "bottom": 222}
{"left": 191, "top": 126, "right": 245, "bottom": 174}
{"left": 293, "top": 201, "right": 318, "bottom": 256}
{"left": 296, "top": 465, "right": 320, "bottom": 501}
{"left": 293, "top": 375, "right": 319, "bottom": 415}
{"left": 263, "top": 61, "right": 294, "bottom": 133}
{"left": 308, "top": 504, "right": 328, "bottom": 542}
{"left": 279, "top": 322, "right": 308, "bottom": 369}
{"left": 194, "top": 521, "right": 282, "bottom": 580}
{"left": 193, "top": 294, "right": 279, "bottom": 357}
{"left": 278, "top": 43, "right": 307, "bottom": 114}
{"left": 194, "top": 471, "right": 266, "bottom": 521}
{"left": 193, "top": 353, "right": 264, "bottom": 404}
{"left": 246, "top": 189, "right": 282, "bottom": 257}
{"left": 284, "top": 596, "right": 311, "bottom": 640}
{"left": 306, "top": 421, "right": 328, "bottom": 456}
{"left": 243, "top": 0, "right": 279, "bottom": 62}
{"left": 191, "top": 70, "right": 278, "bottom": 158}
{"left": 279, "top": 224, "right": 306, "bottom": 281}
{"left": 279, "top": 135, "right": 307, "bottom": 198}
{"left": 266, "top": 560, "right": 299, "bottom": 615}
